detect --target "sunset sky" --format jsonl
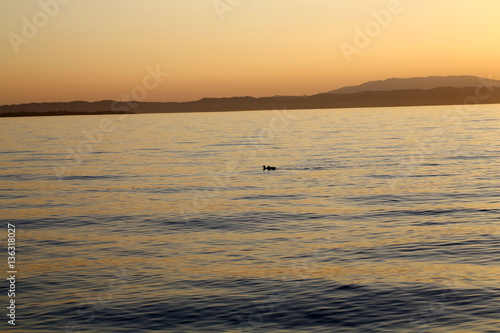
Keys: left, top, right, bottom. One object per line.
{"left": 1, "top": 0, "right": 499, "bottom": 105}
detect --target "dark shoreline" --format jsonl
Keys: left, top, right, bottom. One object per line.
{"left": 1, "top": 87, "right": 500, "bottom": 118}
{"left": 0, "top": 111, "right": 135, "bottom": 118}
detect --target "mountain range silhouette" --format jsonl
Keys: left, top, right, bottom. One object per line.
{"left": 2, "top": 76, "right": 499, "bottom": 117}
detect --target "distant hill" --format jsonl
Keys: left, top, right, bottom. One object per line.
{"left": 1, "top": 76, "right": 500, "bottom": 117}
{"left": 327, "top": 76, "right": 500, "bottom": 94}
{"left": 1, "top": 87, "right": 500, "bottom": 116}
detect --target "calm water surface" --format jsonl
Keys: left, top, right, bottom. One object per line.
{"left": 1, "top": 105, "right": 500, "bottom": 332}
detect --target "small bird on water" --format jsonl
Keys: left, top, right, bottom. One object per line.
{"left": 263, "top": 165, "right": 276, "bottom": 170}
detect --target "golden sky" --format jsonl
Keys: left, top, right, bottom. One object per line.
{"left": 1, "top": 0, "right": 499, "bottom": 104}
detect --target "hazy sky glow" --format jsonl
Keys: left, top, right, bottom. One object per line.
{"left": 1, "top": 0, "right": 499, "bottom": 104}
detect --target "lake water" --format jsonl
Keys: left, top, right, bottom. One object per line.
{"left": 1, "top": 105, "right": 500, "bottom": 332}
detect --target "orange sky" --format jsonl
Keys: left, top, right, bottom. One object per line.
{"left": 1, "top": 0, "right": 499, "bottom": 105}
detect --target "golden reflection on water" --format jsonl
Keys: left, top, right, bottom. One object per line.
{"left": 20, "top": 219, "right": 500, "bottom": 289}
{"left": 2, "top": 107, "right": 500, "bottom": 331}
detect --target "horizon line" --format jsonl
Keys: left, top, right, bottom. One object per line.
{"left": 1, "top": 74, "right": 498, "bottom": 107}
